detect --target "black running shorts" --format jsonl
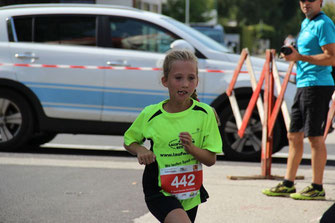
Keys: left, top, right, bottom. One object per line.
{"left": 145, "top": 193, "right": 198, "bottom": 223}
{"left": 289, "top": 86, "right": 334, "bottom": 137}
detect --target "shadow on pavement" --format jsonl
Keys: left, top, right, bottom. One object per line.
{"left": 3, "top": 146, "right": 134, "bottom": 158}
{"left": 3, "top": 146, "right": 335, "bottom": 166}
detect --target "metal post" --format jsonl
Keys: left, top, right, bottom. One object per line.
{"left": 185, "top": 0, "right": 190, "bottom": 25}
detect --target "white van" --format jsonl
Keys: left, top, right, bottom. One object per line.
{"left": 0, "top": 4, "right": 296, "bottom": 160}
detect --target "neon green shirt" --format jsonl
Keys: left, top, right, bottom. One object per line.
{"left": 124, "top": 99, "right": 222, "bottom": 210}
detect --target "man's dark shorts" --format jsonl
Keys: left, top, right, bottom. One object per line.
{"left": 289, "top": 86, "right": 334, "bottom": 137}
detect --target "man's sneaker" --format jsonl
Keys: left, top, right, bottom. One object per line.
{"left": 290, "top": 185, "right": 325, "bottom": 200}
{"left": 262, "top": 182, "right": 296, "bottom": 197}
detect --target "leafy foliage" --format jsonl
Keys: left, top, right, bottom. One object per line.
{"left": 162, "top": 0, "right": 215, "bottom": 23}
{"left": 162, "top": 0, "right": 335, "bottom": 51}
{"left": 323, "top": 2, "right": 335, "bottom": 23}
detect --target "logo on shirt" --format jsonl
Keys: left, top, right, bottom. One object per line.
{"left": 192, "top": 128, "right": 201, "bottom": 134}
{"left": 168, "top": 138, "right": 195, "bottom": 149}
{"left": 168, "top": 139, "right": 184, "bottom": 149}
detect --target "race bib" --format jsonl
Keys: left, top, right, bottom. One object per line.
{"left": 160, "top": 164, "right": 203, "bottom": 200}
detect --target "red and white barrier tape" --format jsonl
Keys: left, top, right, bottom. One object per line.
{"left": 0, "top": 62, "right": 295, "bottom": 76}
{"left": 0, "top": 62, "right": 246, "bottom": 74}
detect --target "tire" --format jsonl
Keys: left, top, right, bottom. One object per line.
{"left": 28, "top": 132, "right": 57, "bottom": 146}
{"left": 0, "top": 89, "right": 34, "bottom": 150}
{"left": 218, "top": 98, "right": 284, "bottom": 161}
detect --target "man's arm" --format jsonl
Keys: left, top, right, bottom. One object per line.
{"left": 283, "top": 43, "right": 335, "bottom": 66}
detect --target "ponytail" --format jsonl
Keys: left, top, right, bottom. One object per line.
{"left": 191, "top": 89, "right": 199, "bottom": 101}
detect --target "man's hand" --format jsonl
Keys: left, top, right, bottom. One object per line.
{"left": 282, "top": 43, "right": 335, "bottom": 66}
{"left": 282, "top": 45, "right": 301, "bottom": 62}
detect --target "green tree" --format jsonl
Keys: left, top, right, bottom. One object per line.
{"left": 323, "top": 2, "right": 335, "bottom": 23}
{"left": 217, "top": 0, "right": 298, "bottom": 27}
{"left": 217, "top": 0, "right": 301, "bottom": 51}
{"left": 162, "top": 0, "right": 215, "bottom": 23}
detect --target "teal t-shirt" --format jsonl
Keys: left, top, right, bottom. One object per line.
{"left": 124, "top": 99, "right": 222, "bottom": 210}
{"left": 296, "top": 12, "right": 335, "bottom": 87}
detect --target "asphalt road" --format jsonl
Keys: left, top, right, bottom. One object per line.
{"left": 1, "top": 133, "right": 335, "bottom": 223}
{"left": 43, "top": 131, "right": 335, "bottom": 161}
{"left": 0, "top": 152, "right": 146, "bottom": 223}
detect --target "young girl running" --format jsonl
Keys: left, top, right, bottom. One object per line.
{"left": 123, "top": 50, "right": 222, "bottom": 223}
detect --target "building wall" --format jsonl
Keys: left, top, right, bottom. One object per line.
{"left": 96, "top": 0, "right": 163, "bottom": 13}
{"left": 0, "top": 0, "right": 163, "bottom": 13}
{"left": 137, "top": 0, "right": 163, "bottom": 13}
{"left": 96, "top": 0, "right": 132, "bottom": 7}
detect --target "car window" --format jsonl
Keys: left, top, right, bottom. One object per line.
{"left": 192, "top": 27, "right": 225, "bottom": 44}
{"left": 13, "top": 17, "right": 33, "bottom": 42}
{"left": 163, "top": 17, "right": 231, "bottom": 53}
{"left": 35, "top": 16, "right": 96, "bottom": 46}
{"left": 12, "top": 15, "right": 97, "bottom": 46}
{"left": 109, "top": 16, "right": 178, "bottom": 53}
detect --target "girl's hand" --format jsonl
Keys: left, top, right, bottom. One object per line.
{"left": 179, "top": 132, "right": 195, "bottom": 153}
{"left": 136, "top": 146, "right": 156, "bottom": 165}
{"left": 179, "top": 132, "right": 217, "bottom": 166}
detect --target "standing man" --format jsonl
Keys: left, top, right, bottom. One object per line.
{"left": 263, "top": 0, "right": 335, "bottom": 200}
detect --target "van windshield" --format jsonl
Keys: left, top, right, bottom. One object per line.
{"left": 191, "top": 26, "right": 225, "bottom": 44}
{"left": 163, "top": 17, "right": 230, "bottom": 53}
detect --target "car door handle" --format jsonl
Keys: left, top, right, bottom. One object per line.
{"left": 106, "top": 60, "right": 130, "bottom": 67}
{"left": 15, "top": 53, "right": 39, "bottom": 60}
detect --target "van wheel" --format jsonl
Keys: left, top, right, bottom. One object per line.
{"left": 29, "top": 132, "right": 57, "bottom": 146}
{"left": 0, "top": 89, "right": 33, "bottom": 150}
{"left": 218, "top": 99, "right": 283, "bottom": 161}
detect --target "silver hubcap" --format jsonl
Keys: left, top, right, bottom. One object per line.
{"left": 224, "top": 110, "right": 262, "bottom": 154}
{"left": 0, "top": 98, "right": 22, "bottom": 142}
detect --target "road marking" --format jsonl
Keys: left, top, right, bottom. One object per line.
{"left": 42, "top": 143, "right": 335, "bottom": 161}
{"left": 0, "top": 156, "right": 144, "bottom": 170}
{"left": 133, "top": 212, "right": 156, "bottom": 223}
{"left": 41, "top": 143, "right": 335, "bottom": 160}
{"left": 273, "top": 152, "right": 335, "bottom": 161}
{"left": 42, "top": 143, "right": 125, "bottom": 151}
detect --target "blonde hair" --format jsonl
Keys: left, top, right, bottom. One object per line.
{"left": 163, "top": 50, "right": 198, "bottom": 100}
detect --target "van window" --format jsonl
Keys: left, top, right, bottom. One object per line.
{"left": 13, "top": 17, "right": 33, "bottom": 42}
{"left": 109, "top": 16, "right": 178, "bottom": 53}
{"left": 34, "top": 16, "right": 97, "bottom": 46}
{"left": 12, "top": 15, "right": 97, "bottom": 46}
